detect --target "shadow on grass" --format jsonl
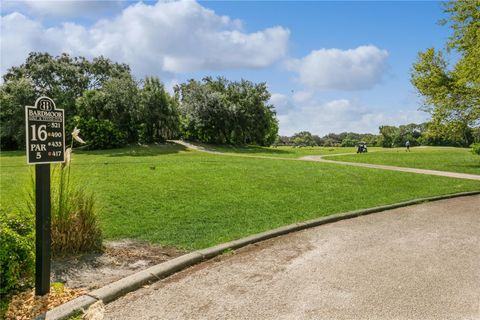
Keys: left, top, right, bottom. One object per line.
{"left": 196, "top": 142, "right": 293, "bottom": 155}
{"left": 0, "top": 150, "right": 25, "bottom": 157}
{"left": 73, "top": 142, "right": 189, "bottom": 158}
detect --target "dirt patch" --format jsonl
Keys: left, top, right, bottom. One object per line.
{"left": 51, "top": 239, "right": 187, "bottom": 290}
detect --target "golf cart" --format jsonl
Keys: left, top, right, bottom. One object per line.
{"left": 357, "top": 142, "right": 368, "bottom": 153}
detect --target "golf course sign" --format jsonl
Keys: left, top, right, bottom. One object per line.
{"left": 25, "top": 96, "right": 65, "bottom": 164}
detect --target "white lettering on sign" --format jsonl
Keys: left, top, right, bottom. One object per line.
{"left": 25, "top": 96, "right": 65, "bottom": 165}
{"left": 30, "top": 144, "right": 47, "bottom": 151}
{"left": 30, "top": 124, "right": 47, "bottom": 141}
{"left": 28, "top": 110, "right": 63, "bottom": 122}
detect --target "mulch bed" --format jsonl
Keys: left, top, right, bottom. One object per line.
{"left": 4, "top": 240, "right": 186, "bottom": 319}
{"left": 5, "top": 285, "right": 86, "bottom": 320}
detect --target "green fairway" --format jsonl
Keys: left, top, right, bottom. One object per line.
{"left": 1, "top": 144, "right": 479, "bottom": 250}
{"left": 194, "top": 144, "right": 364, "bottom": 158}
{"left": 326, "top": 147, "right": 480, "bottom": 175}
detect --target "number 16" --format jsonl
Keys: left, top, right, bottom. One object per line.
{"left": 30, "top": 124, "right": 47, "bottom": 141}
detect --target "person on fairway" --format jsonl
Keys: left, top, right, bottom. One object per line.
{"left": 406, "top": 140, "right": 410, "bottom": 152}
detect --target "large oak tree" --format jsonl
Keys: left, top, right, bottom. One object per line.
{"left": 411, "top": 0, "right": 479, "bottom": 146}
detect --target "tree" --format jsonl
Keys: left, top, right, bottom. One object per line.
{"left": 340, "top": 132, "right": 362, "bottom": 147}
{"left": 0, "top": 78, "right": 36, "bottom": 150}
{"left": 362, "top": 134, "right": 380, "bottom": 147}
{"left": 175, "top": 79, "right": 231, "bottom": 144}
{"left": 1, "top": 52, "right": 133, "bottom": 149}
{"left": 76, "top": 74, "right": 140, "bottom": 143}
{"left": 226, "top": 79, "right": 278, "bottom": 145}
{"left": 175, "top": 77, "right": 278, "bottom": 146}
{"left": 379, "top": 125, "right": 400, "bottom": 148}
{"left": 398, "top": 123, "right": 424, "bottom": 146}
{"left": 379, "top": 126, "right": 398, "bottom": 148}
{"left": 274, "top": 136, "right": 292, "bottom": 146}
{"left": 138, "top": 77, "right": 180, "bottom": 143}
{"left": 312, "top": 135, "right": 324, "bottom": 146}
{"left": 411, "top": 0, "right": 480, "bottom": 146}
{"left": 291, "top": 131, "right": 317, "bottom": 147}
{"left": 3, "top": 52, "right": 130, "bottom": 118}
{"left": 323, "top": 133, "right": 342, "bottom": 146}
{"left": 3, "top": 53, "right": 85, "bottom": 118}
{"left": 419, "top": 119, "right": 473, "bottom": 146}
{"left": 83, "top": 56, "right": 131, "bottom": 91}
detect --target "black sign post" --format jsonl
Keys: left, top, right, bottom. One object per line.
{"left": 35, "top": 163, "right": 51, "bottom": 295}
{"left": 25, "top": 96, "right": 65, "bottom": 296}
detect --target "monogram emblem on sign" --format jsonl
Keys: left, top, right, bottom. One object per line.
{"left": 37, "top": 98, "right": 54, "bottom": 111}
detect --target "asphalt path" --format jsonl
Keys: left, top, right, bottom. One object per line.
{"left": 105, "top": 195, "right": 480, "bottom": 320}
{"left": 302, "top": 155, "right": 480, "bottom": 181}
{"left": 171, "top": 140, "right": 480, "bottom": 181}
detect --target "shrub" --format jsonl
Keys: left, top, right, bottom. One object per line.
{"left": 471, "top": 143, "right": 480, "bottom": 156}
{"left": 71, "top": 116, "right": 127, "bottom": 150}
{"left": 0, "top": 209, "right": 35, "bottom": 297}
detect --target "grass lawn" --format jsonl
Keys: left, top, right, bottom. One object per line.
{"left": 1, "top": 143, "right": 479, "bottom": 250}
{"left": 194, "top": 143, "right": 364, "bottom": 158}
{"left": 326, "top": 147, "right": 480, "bottom": 175}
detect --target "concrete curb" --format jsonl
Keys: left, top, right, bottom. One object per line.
{"left": 38, "top": 190, "right": 480, "bottom": 320}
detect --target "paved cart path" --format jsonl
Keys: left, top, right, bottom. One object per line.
{"left": 302, "top": 155, "right": 480, "bottom": 181}
{"left": 105, "top": 195, "right": 480, "bottom": 320}
{"left": 171, "top": 140, "right": 480, "bottom": 181}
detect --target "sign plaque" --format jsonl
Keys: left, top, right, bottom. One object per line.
{"left": 25, "top": 96, "right": 65, "bottom": 164}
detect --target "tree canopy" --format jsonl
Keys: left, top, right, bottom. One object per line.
{"left": 175, "top": 77, "right": 278, "bottom": 146}
{"left": 411, "top": 0, "right": 480, "bottom": 146}
{"left": 1, "top": 53, "right": 278, "bottom": 150}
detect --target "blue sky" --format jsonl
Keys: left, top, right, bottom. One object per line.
{"left": 1, "top": 0, "right": 451, "bottom": 135}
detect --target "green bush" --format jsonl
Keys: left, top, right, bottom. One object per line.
{"left": 72, "top": 116, "right": 127, "bottom": 150}
{"left": 471, "top": 143, "right": 480, "bottom": 156}
{"left": 0, "top": 209, "right": 34, "bottom": 297}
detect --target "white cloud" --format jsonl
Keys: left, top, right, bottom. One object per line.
{"left": 288, "top": 45, "right": 389, "bottom": 91}
{"left": 292, "top": 90, "right": 314, "bottom": 104}
{"left": 5, "top": 0, "right": 123, "bottom": 17}
{"left": 1, "top": 1, "right": 290, "bottom": 76}
{"left": 271, "top": 93, "right": 428, "bottom": 136}
{"left": 269, "top": 93, "right": 295, "bottom": 115}
{"left": 0, "top": 13, "right": 60, "bottom": 72}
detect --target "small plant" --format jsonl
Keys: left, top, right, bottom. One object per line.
{"left": 222, "top": 248, "right": 235, "bottom": 256}
{"left": 51, "top": 282, "right": 65, "bottom": 294}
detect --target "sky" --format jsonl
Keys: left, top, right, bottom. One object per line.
{"left": 0, "top": 0, "right": 452, "bottom": 136}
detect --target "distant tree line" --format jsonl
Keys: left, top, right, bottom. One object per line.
{"left": 0, "top": 52, "right": 278, "bottom": 150}
{"left": 276, "top": 131, "right": 380, "bottom": 148}
{"left": 276, "top": 123, "right": 480, "bottom": 148}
